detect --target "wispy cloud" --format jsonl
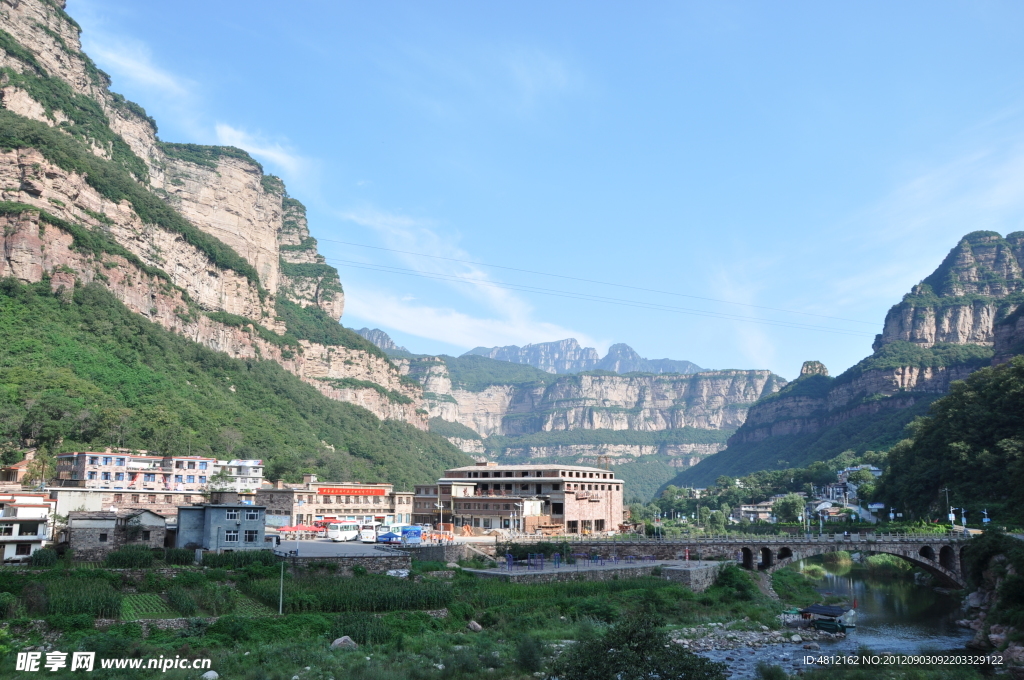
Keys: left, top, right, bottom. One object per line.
{"left": 86, "top": 40, "right": 192, "bottom": 99}
{"left": 214, "top": 124, "right": 309, "bottom": 177}
{"left": 339, "top": 206, "right": 599, "bottom": 350}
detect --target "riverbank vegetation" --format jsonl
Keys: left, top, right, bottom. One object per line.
{"left": 0, "top": 557, "right": 782, "bottom": 679}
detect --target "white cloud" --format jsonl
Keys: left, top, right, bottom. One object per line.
{"left": 346, "top": 287, "right": 595, "bottom": 351}
{"left": 85, "top": 40, "right": 192, "bottom": 99}
{"left": 338, "top": 206, "right": 599, "bottom": 350}
{"left": 214, "top": 124, "right": 308, "bottom": 178}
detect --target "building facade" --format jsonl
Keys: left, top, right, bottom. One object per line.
{"left": 0, "top": 492, "right": 56, "bottom": 562}
{"left": 66, "top": 509, "right": 167, "bottom": 561}
{"left": 48, "top": 487, "right": 207, "bottom": 521}
{"left": 176, "top": 504, "right": 267, "bottom": 551}
{"left": 414, "top": 463, "right": 625, "bottom": 535}
{"left": 55, "top": 450, "right": 217, "bottom": 492}
{"left": 255, "top": 475, "right": 413, "bottom": 527}
{"left": 211, "top": 459, "right": 264, "bottom": 493}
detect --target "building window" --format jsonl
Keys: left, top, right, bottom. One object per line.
{"left": 15, "top": 544, "right": 31, "bottom": 556}
{"left": 131, "top": 494, "right": 139, "bottom": 503}
{"left": 504, "top": 504, "right": 511, "bottom": 510}
{"left": 142, "top": 531, "right": 151, "bottom": 541}
{"left": 244, "top": 530, "right": 258, "bottom": 542}
{"left": 175, "top": 475, "right": 183, "bottom": 483}
{"left": 143, "top": 474, "right": 155, "bottom": 482}
{"left": 552, "top": 503, "right": 564, "bottom": 515}
{"left": 226, "top": 510, "right": 239, "bottom": 520}
{"left": 101, "top": 472, "right": 111, "bottom": 481}
{"left": 102, "top": 457, "right": 112, "bottom": 465}
{"left": 115, "top": 458, "right": 125, "bottom": 466}
{"left": 113, "top": 494, "right": 122, "bottom": 502}
{"left": 187, "top": 462, "right": 196, "bottom": 469}
{"left": 87, "top": 472, "right": 97, "bottom": 480}
{"left": 482, "top": 518, "right": 491, "bottom": 529}
{"left": 0, "top": 525, "right": 11, "bottom": 536}
{"left": 552, "top": 484, "right": 560, "bottom": 491}
{"left": 148, "top": 495, "right": 156, "bottom": 504}
{"left": 224, "top": 530, "right": 238, "bottom": 542}
{"left": 99, "top": 533, "right": 108, "bottom": 542}
{"left": 186, "top": 476, "right": 195, "bottom": 484}
{"left": 245, "top": 510, "right": 260, "bottom": 521}
{"left": 521, "top": 485, "right": 529, "bottom": 491}
{"left": 20, "top": 523, "right": 38, "bottom": 536}
{"left": 88, "top": 456, "right": 99, "bottom": 465}
{"left": 115, "top": 473, "right": 124, "bottom": 481}
{"left": 199, "top": 476, "right": 207, "bottom": 484}
{"left": 199, "top": 462, "right": 207, "bottom": 470}
{"left": 184, "top": 495, "right": 192, "bottom": 503}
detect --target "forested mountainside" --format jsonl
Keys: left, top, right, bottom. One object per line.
{"left": 671, "top": 230, "right": 1024, "bottom": 488}
{"left": 464, "top": 338, "right": 704, "bottom": 375}
{"left": 0, "top": 0, "right": 472, "bottom": 482}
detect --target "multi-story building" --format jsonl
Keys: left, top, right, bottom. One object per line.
{"left": 211, "top": 459, "right": 264, "bottom": 494}
{"left": 0, "top": 492, "right": 57, "bottom": 562}
{"left": 48, "top": 487, "right": 206, "bottom": 521}
{"left": 54, "top": 450, "right": 217, "bottom": 492}
{"left": 255, "top": 475, "right": 414, "bottom": 527}
{"left": 414, "top": 462, "right": 625, "bottom": 535}
{"left": 176, "top": 504, "right": 268, "bottom": 551}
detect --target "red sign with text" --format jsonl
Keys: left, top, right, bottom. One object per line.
{"left": 318, "top": 488, "right": 386, "bottom": 496}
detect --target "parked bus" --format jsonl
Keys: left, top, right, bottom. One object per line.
{"left": 327, "top": 522, "right": 360, "bottom": 542}
{"left": 359, "top": 522, "right": 382, "bottom": 543}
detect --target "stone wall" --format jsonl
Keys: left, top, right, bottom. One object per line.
{"left": 403, "top": 544, "right": 469, "bottom": 563}
{"left": 286, "top": 554, "right": 411, "bottom": 575}
{"left": 662, "top": 561, "right": 729, "bottom": 592}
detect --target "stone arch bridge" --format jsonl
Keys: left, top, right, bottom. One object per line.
{"left": 686, "top": 534, "right": 971, "bottom": 588}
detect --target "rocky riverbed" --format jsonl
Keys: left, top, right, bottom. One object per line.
{"left": 670, "top": 621, "right": 841, "bottom": 653}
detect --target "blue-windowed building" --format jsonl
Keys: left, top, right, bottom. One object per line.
{"left": 175, "top": 504, "right": 267, "bottom": 551}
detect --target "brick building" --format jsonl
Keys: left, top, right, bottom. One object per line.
{"left": 255, "top": 475, "right": 414, "bottom": 527}
{"left": 66, "top": 509, "right": 167, "bottom": 561}
{"left": 48, "top": 487, "right": 206, "bottom": 521}
{"left": 54, "top": 450, "right": 217, "bottom": 492}
{"left": 414, "top": 462, "right": 625, "bottom": 535}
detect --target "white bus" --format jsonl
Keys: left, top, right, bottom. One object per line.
{"left": 359, "top": 522, "right": 382, "bottom": 543}
{"left": 327, "top": 522, "right": 360, "bottom": 542}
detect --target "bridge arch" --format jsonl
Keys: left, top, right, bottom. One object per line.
{"left": 750, "top": 539, "right": 968, "bottom": 589}
{"left": 741, "top": 547, "right": 754, "bottom": 570}
{"left": 940, "top": 545, "right": 956, "bottom": 572}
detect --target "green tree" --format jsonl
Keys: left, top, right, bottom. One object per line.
{"left": 773, "top": 493, "right": 805, "bottom": 522}
{"left": 708, "top": 510, "right": 726, "bottom": 533}
{"left": 698, "top": 506, "right": 712, "bottom": 527}
{"left": 550, "top": 610, "right": 727, "bottom": 680}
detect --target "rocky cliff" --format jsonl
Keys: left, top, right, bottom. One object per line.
{"left": 466, "top": 338, "right": 601, "bottom": 374}
{"left": 595, "top": 343, "right": 704, "bottom": 374}
{"left": 0, "top": 0, "right": 425, "bottom": 427}
{"left": 357, "top": 327, "right": 407, "bottom": 353}
{"left": 670, "top": 231, "right": 1024, "bottom": 487}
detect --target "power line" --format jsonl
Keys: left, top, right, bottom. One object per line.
{"left": 325, "top": 257, "right": 875, "bottom": 337}
{"left": 315, "top": 237, "right": 876, "bottom": 326}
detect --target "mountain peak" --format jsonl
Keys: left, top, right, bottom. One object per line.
{"left": 356, "top": 328, "right": 407, "bottom": 353}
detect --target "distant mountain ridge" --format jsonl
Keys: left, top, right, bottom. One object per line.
{"left": 357, "top": 328, "right": 408, "bottom": 353}
{"left": 465, "top": 339, "right": 704, "bottom": 375}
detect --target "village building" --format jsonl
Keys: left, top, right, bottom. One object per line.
{"left": 211, "top": 459, "right": 264, "bottom": 493}
{"left": 48, "top": 487, "right": 206, "bottom": 521}
{"left": 54, "top": 450, "right": 218, "bottom": 492}
{"left": 413, "top": 462, "right": 625, "bottom": 535}
{"left": 0, "top": 492, "right": 56, "bottom": 562}
{"left": 65, "top": 509, "right": 167, "bottom": 561}
{"left": 255, "top": 475, "right": 413, "bottom": 527}
{"left": 175, "top": 504, "right": 267, "bottom": 551}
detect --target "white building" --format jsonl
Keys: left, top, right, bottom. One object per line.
{"left": 0, "top": 492, "right": 56, "bottom": 562}
{"left": 212, "top": 460, "right": 264, "bottom": 494}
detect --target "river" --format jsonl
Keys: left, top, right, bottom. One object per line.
{"left": 697, "top": 556, "right": 974, "bottom": 678}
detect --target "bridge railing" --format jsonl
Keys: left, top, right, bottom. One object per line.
{"left": 500, "top": 531, "right": 967, "bottom": 545}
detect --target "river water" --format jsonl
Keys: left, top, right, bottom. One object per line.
{"left": 698, "top": 556, "right": 974, "bottom": 678}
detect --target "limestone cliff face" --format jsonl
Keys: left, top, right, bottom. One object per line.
{"left": 276, "top": 198, "right": 345, "bottom": 320}
{"left": 399, "top": 357, "right": 783, "bottom": 439}
{"left": 497, "top": 443, "right": 725, "bottom": 467}
{"left": 993, "top": 306, "right": 1024, "bottom": 365}
{"left": 875, "top": 232, "right": 1024, "bottom": 350}
{"left": 596, "top": 343, "right": 704, "bottom": 374}
{"left": 0, "top": 0, "right": 423, "bottom": 427}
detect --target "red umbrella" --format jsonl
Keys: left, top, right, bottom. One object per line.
{"left": 293, "top": 524, "right": 319, "bottom": 531}
{"left": 277, "top": 525, "right": 299, "bottom": 532}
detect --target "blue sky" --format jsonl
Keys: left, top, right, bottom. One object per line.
{"left": 69, "top": 0, "right": 1024, "bottom": 378}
